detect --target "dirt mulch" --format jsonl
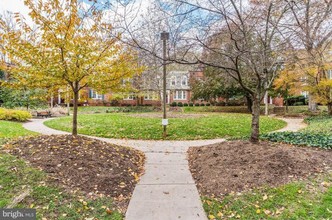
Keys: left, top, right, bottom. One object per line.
{"left": 4, "top": 135, "right": 145, "bottom": 209}
{"left": 188, "top": 141, "right": 332, "bottom": 197}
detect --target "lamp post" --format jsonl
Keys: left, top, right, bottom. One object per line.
{"left": 161, "top": 31, "right": 169, "bottom": 138}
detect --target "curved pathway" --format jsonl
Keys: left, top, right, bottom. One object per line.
{"left": 274, "top": 117, "right": 307, "bottom": 132}
{"left": 24, "top": 119, "right": 225, "bottom": 220}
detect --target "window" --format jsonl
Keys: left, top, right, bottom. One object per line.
{"left": 144, "top": 92, "right": 158, "bottom": 100}
{"left": 171, "top": 76, "right": 176, "bottom": 85}
{"left": 124, "top": 94, "right": 136, "bottom": 100}
{"left": 173, "top": 90, "right": 187, "bottom": 100}
{"left": 182, "top": 76, "right": 188, "bottom": 85}
{"left": 90, "top": 90, "right": 103, "bottom": 100}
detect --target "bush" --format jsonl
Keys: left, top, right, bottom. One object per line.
{"left": 0, "top": 108, "right": 32, "bottom": 122}
{"left": 189, "top": 103, "right": 194, "bottom": 106}
{"left": 206, "top": 103, "right": 211, "bottom": 106}
{"left": 171, "top": 102, "right": 177, "bottom": 107}
{"left": 294, "top": 102, "right": 304, "bottom": 106}
{"left": 200, "top": 103, "right": 205, "bottom": 106}
{"left": 183, "top": 103, "right": 189, "bottom": 107}
{"left": 177, "top": 102, "right": 183, "bottom": 107}
{"left": 261, "top": 132, "right": 332, "bottom": 149}
{"left": 194, "top": 103, "right": 200, "bottom": 106}
{"left": 216, "top": 101, "right": 226, "bottom": 106}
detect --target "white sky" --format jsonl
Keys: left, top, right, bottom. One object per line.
{"left": 0, "top": 0, "right": 29, "bottom": 16}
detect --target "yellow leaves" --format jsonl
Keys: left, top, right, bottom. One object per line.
{"left": 208, "top": 214, "right": 215, "bottom": 219}
{"left": 262, "top": 194, "right": 268, "bottom": 201}
{"left": 256, "top": 209, "right": 261, "bottom": 214}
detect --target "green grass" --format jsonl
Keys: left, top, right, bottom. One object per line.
{"left": 44, "top": 113, "right": 286, "bottom": 140}
{"left": 0, "top": 120, "right": 36, "bottom": 139}
{"left": 0, "top": 153, "right": 123, "bottom": 219}
{"left": 203, "top": 173, "right": 332, "bottom": 220}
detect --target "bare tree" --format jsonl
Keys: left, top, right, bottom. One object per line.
{"left": 287, "top": 0, "right": 332, "bottom": 113}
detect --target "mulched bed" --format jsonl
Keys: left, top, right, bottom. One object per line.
{"left": 4, "top": 135, "right": 145, "bottom": 208}
{"left": 188, "top": 141, "right": 332, "bottom": 197}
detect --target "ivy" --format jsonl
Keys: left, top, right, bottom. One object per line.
{"left": 261, "top": 132, "right": 332, "bottom": 149}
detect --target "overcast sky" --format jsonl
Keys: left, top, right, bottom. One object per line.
{"left": 0, "top": 0, "right": 29, "bottom": 16}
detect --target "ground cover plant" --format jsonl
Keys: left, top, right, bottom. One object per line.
{"left": 261, "top": 115, "right": 332, "bottom": 148}
{"left": 44, "top": 113, "right": 286, "bottom": 140}
{"left": 188, "top": 141, "right": 332, "bottom": 219}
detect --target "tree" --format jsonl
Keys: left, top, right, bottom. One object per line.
{"left": 108, "top": 0, "right": 290, "bottom": 142}
{"left": 1, "top": 0, "right": 141, "bottom": 135}
{"left": 171, "top": 0, "right": 289, "bottom": 142}
{"left": 287, "top": 0, "right": 332, "bottom": 113}
{"left": 273, "top": 64, "right": 302, "bottom": 112}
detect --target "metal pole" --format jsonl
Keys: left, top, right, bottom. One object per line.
{"left": 161, "top": 31, "right": 169, "bottom": 138}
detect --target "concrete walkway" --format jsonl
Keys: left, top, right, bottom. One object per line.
{"left": 275, "top": 117, "right": 307, "bottom": 132}
{"left": 23, "top": 119, "right": 225, "bottom": 220}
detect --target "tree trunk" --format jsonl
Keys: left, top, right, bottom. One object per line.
{"left": 245, "top": 95, "right": 253, "bottom": 113}
{"left": 308, "top": 94, "right": 317, "bottom": 111}
{"left": 250, "top": 98, "right": 260, "bottom": 143}
{"left": 328, "top": 103, "right": 332, "bottom": 115}
{"left": 72, "top": 90, "right": 79, "bottom": 136}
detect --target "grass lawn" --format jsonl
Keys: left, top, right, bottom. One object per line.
{"left": 203, "top": 173, "right": 332, "bottom": 220}
{"left": 44, "top": 113, "right": 286, "bottom": 140}
{"left": 0, "top": 121, "right": 123, "bottom": 219}
{"left": 0, "top": 120, "right": 36, "bottom": 139}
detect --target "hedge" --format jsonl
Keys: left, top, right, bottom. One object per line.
{"left": 0, "top": 108, "right": 32, "bottom": 122}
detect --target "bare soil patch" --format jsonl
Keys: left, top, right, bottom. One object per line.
{"left": 188, "top": 141, "right": 332, "bottom": 197}
{"left": 4, "top": 135, "right": 145, "bottom": 209}
{"left": 129, "top": 113, "right": 207, "bottom": 118}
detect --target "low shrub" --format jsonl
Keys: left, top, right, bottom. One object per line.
{"left": 261, "top": 132, "right": 332, "bottom": 149}
{"left": 0, "top": 108, "right": 32, "bottom": 122}
{"left": 177, "top": 102, "right": 183, "bottom": 107}
{"left": 171, "top": 102, "right": 177, "bottom": 107}
{"left": 194, "top": 103, "right": 200, "bottom": 106}
{"left": 216, "top": 101, "right": 226, "bottom": 106}
{"left": 206, "top": 103, "right": 211, "bottom": 106}
{"left": 200, "top": 103, "right": 205, "bottom": 106}
{"left": 189, "top": 103, "right": 194, "bottom": 107}
{"left": 183, "top": 103, "right": 189, "bottom": 107}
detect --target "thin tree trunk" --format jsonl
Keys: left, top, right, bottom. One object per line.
{"left": 245, "top": 95, "right": 253, "bottom": 113}
{"left": 250, "top": 98, "right": 260, "bottom": 143}
{"left": 328, "top": 103, "right": 332, "bottom": 115}
{"left": 308, "top": 94, "right": 317, "bottom": 111}
{"left": 72, "top": 90, "right": 79, "bottom": 136}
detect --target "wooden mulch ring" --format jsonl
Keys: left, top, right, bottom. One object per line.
{"left": 4, "top": 135, "right": 145, "bottom": 210}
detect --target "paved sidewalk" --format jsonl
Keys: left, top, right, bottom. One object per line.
{"left": 23, "top": 119, "right": 225, "bottom": 220}
{"left": 275, "top": 117, "right": 307, "bottom": 132}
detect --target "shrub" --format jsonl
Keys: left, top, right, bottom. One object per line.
{"left": 0, "top": 108, "right": 32, "bottom": 122}
{"left": 261, "top": 132, "right": 332, "bottom": 149}
{"left": 183, "top": 103, "right": 189, "bottom": 107}
{"left": 294, "top": 102, "right": 304, "bottom": 106}
{"left": 171, "top": 102, "right": 177, "bottom": 107}
{"left": 177, "top": 102, "right": 183, "bottom": 107}
{"left": 189, "top": 103, "right": 194, "bottom": 107}
{"left": 215, "top": 101, "right": 225, "bottom": 106}
{"left": 194, "top": 103, "right": 200, "bottom": 106}
{"left": 206, "top": 103, "right": 211, "bottom": 106}
{"left": 200, "top": 103, "right": 205, "bottom": 106}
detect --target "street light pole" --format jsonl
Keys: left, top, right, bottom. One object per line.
{"left": 161, "top": 31, "right": 169, "bottom": 138}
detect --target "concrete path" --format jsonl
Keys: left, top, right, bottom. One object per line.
{"left": 275, "top": 117, "right": 307, "bottom": 132}
{"left": 23, "top": 119, "right": 225, "bottom": 220}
